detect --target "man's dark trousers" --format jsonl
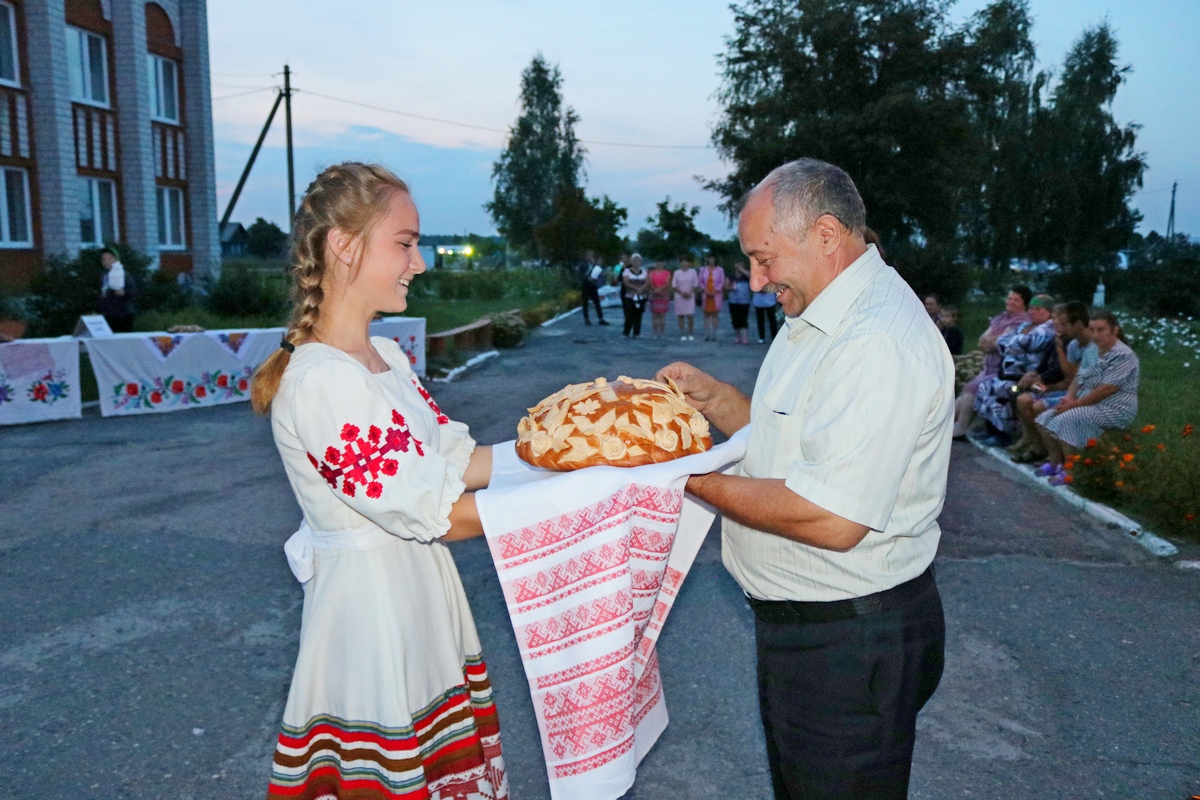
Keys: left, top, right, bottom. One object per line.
{"left": 754, "top": 570, "right": 945, "bottom": 799}
{"left": 582, "top": 280, "right": 604, "bottom": 324}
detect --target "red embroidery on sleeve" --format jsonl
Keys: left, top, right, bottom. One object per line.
{"left": 413, "top": 380, "right": 450, "bottom": 425}
{"left": 308, "top": 409, "right": 424, "bottom": 498}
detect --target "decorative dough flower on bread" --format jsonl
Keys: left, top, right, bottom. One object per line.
{"left": 516, "top": 375, "right": 713, "bottom": 470}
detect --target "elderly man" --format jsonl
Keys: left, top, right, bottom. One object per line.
{"left": 659, "top": 159, "right": 953, "bottom": 799}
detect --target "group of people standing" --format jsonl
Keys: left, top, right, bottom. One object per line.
{"left": 579, "top": 251, "right": 782, "bottom": 343}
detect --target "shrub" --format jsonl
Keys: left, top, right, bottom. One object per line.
{"left": 486, "top": 311, "right": 527, "bottom": 348}
{"left": 203, "top": 264, "right": 289, "bottom": 317}
{"left": 519, "top": 302, "right": 559, "bottom": 327}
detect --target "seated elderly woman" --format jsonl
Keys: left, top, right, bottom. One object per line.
{"left": 972, "top": 295, "right": 1058, "bottom": 443}
{"left": 1035, "top": 310, "right": 1139, "bottom": 484}
{"left": 1008, "top": 301, "right": 1096, "bottom": 462}
{"left": 952, "top": 284, "right": 1033, "bottom": 439}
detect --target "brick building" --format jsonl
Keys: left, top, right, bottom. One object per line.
{"left": 0, "top": 0, "right": 219, "bottom": 289}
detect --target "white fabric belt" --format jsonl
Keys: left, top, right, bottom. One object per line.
{"left": 283, "top": 520, "right": 396, "bottom": 584}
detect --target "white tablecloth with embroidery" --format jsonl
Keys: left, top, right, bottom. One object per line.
{"left": 476, "top": 428, "right": 749, "bottom": 800}
{"left": 0, "top": 338, "right": 82, "bottom": 426}
{"left": 84, "top": 317, "right": 425, "bottom": 416}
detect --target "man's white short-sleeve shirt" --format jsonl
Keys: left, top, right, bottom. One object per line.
{"left": 722, "top": 245, "right": 955, "bottom": 601}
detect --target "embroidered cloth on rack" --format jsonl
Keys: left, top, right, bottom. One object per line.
{"left": 476, "top": 428, "right": 749, "bottom": 800}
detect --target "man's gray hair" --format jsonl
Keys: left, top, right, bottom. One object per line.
{"left": 756, "top": 158, "right": 867, "bottom": 242}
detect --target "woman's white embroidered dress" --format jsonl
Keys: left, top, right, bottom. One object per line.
{"left": 266, "top": 337, "right": 507, "bottom": 800}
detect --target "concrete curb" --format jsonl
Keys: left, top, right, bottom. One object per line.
{"left": 541, "top": 307, "right": 582, "bottom": 327}
{"left": 430, "top": 350, "right": 500, "bottom": 383}
{"left": 969, "top": 439, "right": 1179, "bottom": 558}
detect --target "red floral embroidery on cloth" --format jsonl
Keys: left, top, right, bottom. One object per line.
{"left": 306, "top": 409, "right": 424, "bottom": 498}
{"left": 413, "top": 380, "right": 450, "bottom": 425}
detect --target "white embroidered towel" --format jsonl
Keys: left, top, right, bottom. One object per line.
{"left": 476, "top": 427, "right": 749, "bottom": 800}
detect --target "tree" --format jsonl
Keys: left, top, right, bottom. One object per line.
{"left": 955, "top": 0, "right": 1042, "bottom": 278}
{"left": 246, "top": 218, "right": 288, "bottom": 259}
{"left": 1026, "top": 23, "right": 1145, "bottom": 266}
{"left": 534, "top": 188, "right": 628, "bottom": 266}
{"left": 635, "top": 198, "right": 709, "bottom": 259}
{"left": 708, "top": 0, "right": 974, "bottom": 251}
{"left": 488, "top": 54, "right": 587, "bottom": 256}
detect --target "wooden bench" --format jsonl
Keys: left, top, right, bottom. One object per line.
{"left": 426, "top": 317, "right": 495, "bottom": 357}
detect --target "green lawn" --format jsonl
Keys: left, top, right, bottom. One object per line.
{"left": 959, "top": 299, "right": 1200, "bottom": 541}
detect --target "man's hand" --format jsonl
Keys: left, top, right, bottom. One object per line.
{"left": 1017, "top": 370, "right": 1039, "bottom": 390}
{"left": 656, "top": 361, "right": 751, "bottom": 437}
{"left": 656, "top": 361, "right": 723, "bottom": 414}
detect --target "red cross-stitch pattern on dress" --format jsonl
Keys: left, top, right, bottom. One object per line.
{"left": 305, "top": 409, "right": 424, "bottom": 498}
{"left": 413, "top": 380, "right": 450, "bottom": 425}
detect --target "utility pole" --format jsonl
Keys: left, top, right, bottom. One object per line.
{"left": 284, "top": 64, "right": 296, "bottom": 225}
{"left": 220, "top": 90, "right": 284, "bottom": 228}
{"left": 1166, "top": 181, "right": 1177, "bottom": 239}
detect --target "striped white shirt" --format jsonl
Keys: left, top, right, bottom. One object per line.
{"left": 722, "top": 245, "right": 955, "bottom": 601}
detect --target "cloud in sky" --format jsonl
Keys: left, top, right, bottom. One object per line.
{"left": 210, "top": 0, "right": 1199, "bottom": 240}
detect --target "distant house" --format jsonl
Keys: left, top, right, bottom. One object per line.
{"left": 220, "top": 222, "right": 247, "bottom": 257}
{"left": 0, "top": 0, "right": 220, "bottom": 290}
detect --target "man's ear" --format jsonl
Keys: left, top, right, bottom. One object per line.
{"left": 813, "top": 214, "right": 843, "bottom": 255}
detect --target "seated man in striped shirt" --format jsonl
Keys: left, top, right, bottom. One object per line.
{"left": 660, "top": 158, "right": 954, "bottom": 800}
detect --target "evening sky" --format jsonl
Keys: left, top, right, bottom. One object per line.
{"left": 208, "top": 0, "right": 1197, "bottom": 242}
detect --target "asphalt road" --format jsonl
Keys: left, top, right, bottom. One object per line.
{"left": 2, "top": 309, "right": 1198, "bottom": 799}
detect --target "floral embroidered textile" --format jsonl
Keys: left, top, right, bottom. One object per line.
{"left": 27, "top": 370, "right": 70, "bottom": 404}
{"left": 111, "top": 366, "right": 254, "bottom": 411}
{"left": 306, "top": 409, "right": 425, "bottom": 498}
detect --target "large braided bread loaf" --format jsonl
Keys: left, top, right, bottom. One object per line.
{"left": 516, "top": 376, "right": 712, "bottom": 470}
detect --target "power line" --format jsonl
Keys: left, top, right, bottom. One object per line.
{"left": 294, "top": 88, "right": 713, "bottom": 150}
{"left": 213, "top": 86, "right": 280, "bottom": 101}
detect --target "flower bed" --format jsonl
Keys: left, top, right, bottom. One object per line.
{"left": 1065, "top": 423, "right": 1198, "bottom": 535}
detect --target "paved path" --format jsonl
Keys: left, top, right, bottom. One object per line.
{"left": 2, "top": 310, "right": 1198, "bottom": 799}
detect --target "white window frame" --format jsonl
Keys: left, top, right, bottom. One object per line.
{"left": 79, "top": 176, "right": 118, "bottom": 247}
{"left": 147, "top": 53, "right": 180, "bottom": 123}
{"left": 0, "top": 166, "right": 32, "bottom": 247}
{"left": 0, "top": 1, "right": 19, "bottom": 88}
{"left": 155, "top": 185, "right": 186, "bottom": 250}
{"left": 66, "top": 25, "right": 109, "bottom": 108}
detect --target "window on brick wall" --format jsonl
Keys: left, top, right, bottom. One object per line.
{"left": 0, "top": 166, "right": 31, "bottom": 247}
{"left": 147, "top": 53, "right": 179, "bottom": 123}
{"left": 67, "top": 25, "right": 109, "bottom": 107}
{"left": 79, "top": 176, "right": 117, "bottom": 246}
{"left": 156, "top": 185, "right": 185, "bottom": 249}
{"left": 0, "top": 1, "right": 18, "bottom": 87}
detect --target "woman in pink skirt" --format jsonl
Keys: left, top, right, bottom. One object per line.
{"left": 648, "top": 260, "right": 672, "bottom": 338}
{"left": 672, "top": 256, "right": 699, "bottom": 341}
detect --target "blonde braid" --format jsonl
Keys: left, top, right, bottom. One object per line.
{"left": 250, "top": 161, "right": 410, "bottom": 414}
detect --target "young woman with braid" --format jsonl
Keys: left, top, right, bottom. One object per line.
{"left": 252, "top": 163, "right": 507, "bottom": 799}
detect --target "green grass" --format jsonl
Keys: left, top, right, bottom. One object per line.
{"left": 958, "top": 299, "right": 1200, "bottom": 541}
